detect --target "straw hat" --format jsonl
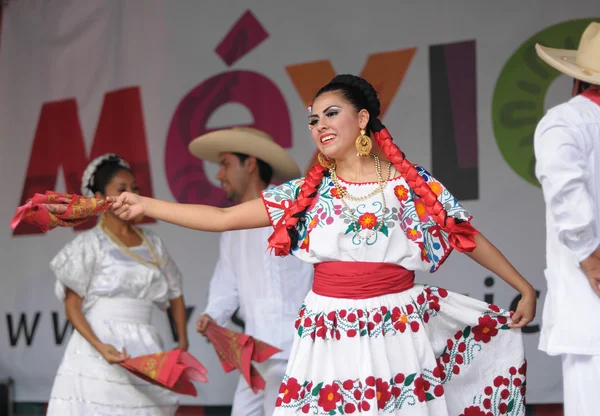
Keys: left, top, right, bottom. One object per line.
{"left": 188, "top": 127, "right": 301, "bottom": 182}
{"left": 536, "top": 22, "right": 600, "bottom": 85}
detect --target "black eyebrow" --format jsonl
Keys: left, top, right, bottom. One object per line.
{"left": 323, "top": 105, "right": 340, "bottom": 113}
{"left": 309, "top": 105, "right": 341, "bottom": 119}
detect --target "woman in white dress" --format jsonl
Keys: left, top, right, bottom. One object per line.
{"left": 107, "top": 75, "right": 536, "bottom": 415}
{"left": 46, "top": 154, "right": 188, "bottom": 415}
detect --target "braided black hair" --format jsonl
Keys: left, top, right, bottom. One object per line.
{"left": 314, "top": 74, "right": 383, "bottom": 134}
{"left": 272, "top": 75, "right": 384, "bottom": 253}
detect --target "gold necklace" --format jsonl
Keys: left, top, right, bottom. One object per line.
{"left": 330, "top": 155, "right": 392, "bottom": 202}
{"left": 329, "top": 154, "right": 388, "bottom": 242}
{"left": 98, "top": 216, "right": 165, "bottom": 268}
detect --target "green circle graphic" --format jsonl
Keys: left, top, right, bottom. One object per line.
{"left": 492, "top": 18, "right": 599, "bottom": 187}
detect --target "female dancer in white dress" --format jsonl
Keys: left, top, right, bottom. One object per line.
{"left": 107, "top": 75, "right": 536, "bottom": 415}
{"left": 46, "top": 154, "right": 188, "bottom": 415}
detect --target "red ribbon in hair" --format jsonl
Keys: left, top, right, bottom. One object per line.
{"left": 444, "top": 217, "right": 479, "bottom": 253}
{"left": 373, "top": 127, "right": 479, "bottom": 253}
{"left": 267, "top": 224, "right": 292, "bottom": 256}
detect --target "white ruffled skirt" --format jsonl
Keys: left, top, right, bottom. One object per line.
{"left": 273, "top": 285, "right": 526, "bottom": 415}
{"left": 46, "top": 297, "right": 179, "bottom": 416}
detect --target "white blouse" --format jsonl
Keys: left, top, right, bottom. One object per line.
{"left": 261, "top": 166, "right": 472, "bottom": 273}
{"left": 50, "top": 226, "right": 183, "bottom": 312}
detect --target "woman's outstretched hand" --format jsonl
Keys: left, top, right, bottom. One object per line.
{"left": 107, "top": 192, "right": 145, "bottom": 221}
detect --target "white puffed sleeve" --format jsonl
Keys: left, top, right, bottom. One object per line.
{"left": 50, "top": 230, "right": 101, "bottom": 302}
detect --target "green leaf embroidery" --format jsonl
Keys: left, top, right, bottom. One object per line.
{"left": 463, "top": 326, "right": 471, "bottom": 339}
{"left": 501, "top": 324, "right": 510, "bottom": 330}
{"left": 345, "top": 222, "right": 356, "bottom": 235}
{"left": 425, "top": 392, "right": 435, "bottom": 401}
{"left": 384, "top": 311, "right": 391, "bottom": 322}
{"left": 404, "top": 373, "right": 416, "bottom": 386}
{"left": 297, "top": 326, "right": 303, "bottom": 336}
{"left": 337, "top": 405, "right": 345, "bottom": 414}
{"left": 360, "top": 330, "right": 367, "bottom": 337}
{"left": 312, "top": 382, "right": 324, "bottom": 396}
{"left": 380, "top": 224, "right": 389, "bottom": 237}
{"left": 507, "top": 399, "right": 514, "bottom": 413}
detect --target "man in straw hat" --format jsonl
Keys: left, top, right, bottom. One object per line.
{"left": 534, "top": 22, "right": 600, "bottom": 415}
{"left": 189, "top": 127, "right": 313, "bottom": 416}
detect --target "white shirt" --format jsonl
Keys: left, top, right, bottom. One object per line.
{"left": 50, "top": 226, "right": 183, "bottom": 312}
{"left": 534, "top": 93, "right": 600, "bottom": 355}
{"left": 203, "top": 227, "right": 314, "bottom": 359}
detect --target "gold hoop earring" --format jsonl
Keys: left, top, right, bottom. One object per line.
{"left": 355, "top": 130, "right": 372, "bottom": 156}
{"left": 318, "top": 153, "right": 335, "bottom": 169}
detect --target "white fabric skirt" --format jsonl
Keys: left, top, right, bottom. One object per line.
{"left": 273, "top": 285, "right": 526, "bottom": 415}
{"left": 46, "top": 297, "right": 179, "bottom": 416}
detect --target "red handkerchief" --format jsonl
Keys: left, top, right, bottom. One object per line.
{"left": 119, "top": 349, "right": 208, "bottom": 397}
{"left": 205, "top": 323, "right": 281, "bottom": 394}
{"left": 10, "top": 191, "right": 110, "bottom": 232}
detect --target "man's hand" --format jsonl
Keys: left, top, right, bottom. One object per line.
{"left": 580, "top": 246, "right": 600, "bottom": 297}
{"left": 196, "top": 314, "right": 215, "bottom": 335}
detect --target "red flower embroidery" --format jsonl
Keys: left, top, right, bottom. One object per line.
{"left": 375, "top": 378, "right": 392, "bottom": 410}
{"left": 318, "top": 383, "right": 342, "bottom": 412}
{"left": 472, "top": 315, "right": 499, "bottom": 343}
{"left": 459, "top": 406, "right": 491, "bottom": 416}
{"left": 316, "top": 326, "right": 327, "bottom": 340}
{"left": 358, "top": 212, "right": 378, "bottom": 229}
{"left": 489, "top": 304, "right": 500, "bottom": 313}
{"left": 330, "top": 186, "right": 346, "bottom": 199}
{"left": 394, "top": 185, "right": 409, "bottom": 201}
{"left": 413, "top": 376, "right": 430, "bottom": 402}
{"left": 279, "top": 378, "right": 302, "bottom": 404}
{"left": 518, "top": 361, "right": 527, "bottom": 375}
{"left": 407, "top": 228, "right": 422, "bottom": 241}
{"left": 391, "top": 307, "right": 408, "bottom": 332}
{"left": 344, "top": 403, "right": 356, "bottom": 413}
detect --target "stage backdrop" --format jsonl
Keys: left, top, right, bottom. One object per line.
{"left": 1, "top": 0, "right": 598, "bottom": 405}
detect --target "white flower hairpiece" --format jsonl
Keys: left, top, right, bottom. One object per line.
{"left": 80, "top": 153, "right": 130, "bottom": 196}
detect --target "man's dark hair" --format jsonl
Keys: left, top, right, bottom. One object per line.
{"left": 574, "top": 78, "right": 593, "bottom": 94}
{"left": 232, "top": 153, "right": 274, "bottom": 185}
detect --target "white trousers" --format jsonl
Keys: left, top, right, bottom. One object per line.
{"left": 230, "top": 358, "right": 288, "bottom": 416}
{"left": 562, "top": 354, "right": 600, "bottom": 416}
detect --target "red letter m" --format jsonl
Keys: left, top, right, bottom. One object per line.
{"left": 14, "top": 87, "right": 155, "bottom": 236}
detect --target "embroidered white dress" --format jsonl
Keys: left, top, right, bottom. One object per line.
{"left": 46, "top": 226, "right": 183, "bottom": 416}
{"left": 261, "top": 166, "right": 526, "bottom": 416}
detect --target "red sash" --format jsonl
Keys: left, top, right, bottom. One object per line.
{"left": 312, "top": 262, "right": 415, "bottom": 299}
